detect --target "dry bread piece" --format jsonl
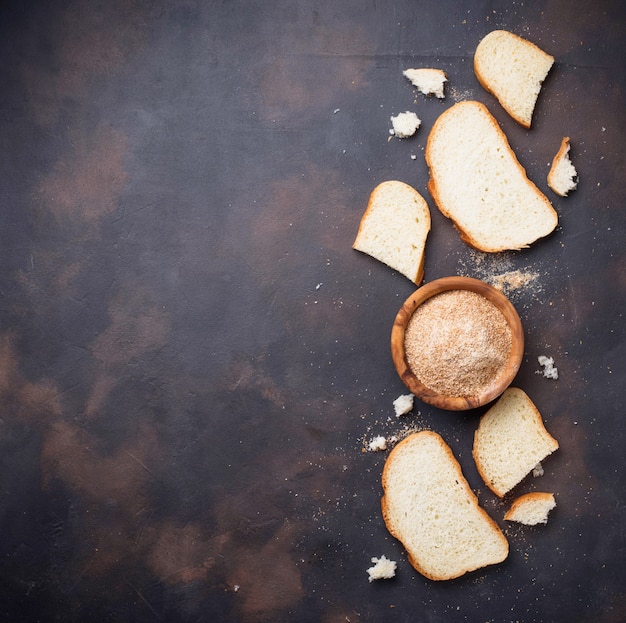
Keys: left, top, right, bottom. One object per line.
{"left": 353, "top": 181, "right": 431, "bottom": 284}
{"left": 381, "top": 431, "right": 508, "bottom": 581}
{"left": 366, "top": 555, "right": 397, "bottom": 582}
{"left": 473, "top": 388, "right": 559, "bottom": 497}
{"left": 403, "top": 68, "right": 447, "bottom": 98}
{"left": 474, "top": 30, "right": 554, "bottom": 128}
{"left": 504, "top": 492, "right": 556, "bottom": 525}
{"left": 393, "top": 393, "right": 414, "bottom": 417}
{"left": 548, "top": 137, "right": 578, "bottom": 196}
{"left": 426, "top": 101, "right": 558, "bottom": 252}
{"left": 390, "top": 111, "right": 421, "bottom": 138}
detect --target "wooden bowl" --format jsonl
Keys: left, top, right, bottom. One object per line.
{"left": 391, "top": 276, "right": 524, "bottom": 411}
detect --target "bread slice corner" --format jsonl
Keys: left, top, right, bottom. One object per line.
{"left": 474, "top": 29, "right": 554, "bottom": 128}
{"left": 548, "top": 137, "right": 578, "bottom": 196}
{"left": 473, "top": 387, "right": 559, "bottom": 498}
{"left": 504, "top": 492, "right": 556, "bottom": 525}
{"left": 381, "top": 430, "right": 508, "bottom": 581}
{"left": 353, "top": 180, "right": 431, "bottom": 284}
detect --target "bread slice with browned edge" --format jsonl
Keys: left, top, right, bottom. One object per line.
{"left": 504, "top": 492, "right": 556, "bottom": 525}
{"left": 353, "top": 181, "right": 430, "bottom": 284}
{"left": 548, "top": 137, "right": 578, "bottom": 196}
{"left": 381, "top": 431, "right": 508, "bottom": 581}
{"left": 426, "top": 101, "right": 558, "bottom": 252}
{"left": 474, "top": 30, "right": 554, "bottom": 128}
{"left": 473, "top": 388, "right": 559, "bottom": 497}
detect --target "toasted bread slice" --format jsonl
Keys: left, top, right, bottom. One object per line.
{"left": 548, "top": 137, "right": 578, "bottom": 196}
{"left": 504, "top": 492, "right": 556, "bottom": 525}
{"left": 353, "top": 181, "right": 431, "bottom": 284}
{"left": 474, "top": 30, "right": 554, "bottom": 128}
{"left": 425, "top": 101, "right": 558, "bottom": 252}
{"left": 381, "top": 431, "right": 508, "bottom": 581}
{"left": 473, "top": 388, "right": 559, "bottom": 497}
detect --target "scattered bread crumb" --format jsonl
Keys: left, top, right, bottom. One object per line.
{"left": 367, "top": 555, "right": 397, "bottom": 582}
{"left": 390, "top": 111, "right": 421, "bottom": 138}
{"left": 488, "top": 269, "right": 540, "bottom": 295}
{"left": 403, "top": 68, "right": 447, "bottom": 98}
{"left": 368, "top": 436, "right": 388, "bottom": 452}
{"left": 537, "top": 355, "right": 558, "bottom": 379}
{"left": 393, "top": 393, "right": 414, "bottom": 417}
{"left": 532, "top": 462, "right": 544, "bottom": 477}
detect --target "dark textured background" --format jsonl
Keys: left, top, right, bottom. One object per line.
{"left": 1, "top": 1, "right": 624, "bottom": 621}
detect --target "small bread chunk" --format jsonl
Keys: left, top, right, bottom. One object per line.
{"left": 403, "top": 68, "right": 447, "bottom": 98}
{"left": 504, "top": 492, "right": 556, "bottom": 525}
{"left": 537, "top": 355, "right": 558, "bottom": 379}
{"left": 353, "top": 181, "right": 431, "bottom": 284}
{"left": 366, "top": 555, "right": 397, "bottom": 582}
{"left": 548, "top": 137, "right": 578, "bottom": 196}
{"left": 381, "top": 431, "right": 508, "bottom": 581}
{"left": 426, "top": 101, "right": 558, "bottom": 252}
{"left": 393, "top": 393, "right": 414, "bottom": 417}
{"left": 368, "top": 436, "right": 387, "bottom": 452}
{"left": 474, "top": 30, "right": 554, "bottom": 128}
{"left": 473, "top": 388, "right": 559, "bottom": 498}
{"left": 390, "top": 111, "right": 421, "bottom": 138}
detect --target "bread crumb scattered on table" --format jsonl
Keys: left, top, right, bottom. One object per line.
{"left": 367, "top": 555, "right": 397, "bottom": 582}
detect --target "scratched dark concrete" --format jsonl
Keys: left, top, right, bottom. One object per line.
{"left": 1, "top": 1, "right": 625, "bottom": 621}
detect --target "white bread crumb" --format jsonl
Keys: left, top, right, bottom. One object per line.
{"left": 390, "top": 111, "right": 421, "bottom": 138}
{"left": 367, "top": 555, "right": 397, "bottom": 582}
{"left": 532, "top": 462, "right": 544, "bottom": 478}
{"left": 393, "top": 393, "right": 414, "bottom": 417}
{"left": 403, "top": 68, "right": 447, "bottom": 98}
{"left": 368, "top": 436, "right": 388, "bottom": 452}
{"left": 537, "top": 355, "right": 558, "bottom": 379}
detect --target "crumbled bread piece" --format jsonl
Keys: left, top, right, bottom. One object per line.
{"left": 548, "top": 137, "right": 578, "bottom": 196}
{"left": 393, "top": 393, "right": 414, "bottom": 417}
{"left": 367, "top": 555, "right": 397, "bottom": 582}
{"left": 504, "top": 492, "right": 556, "bottom": 525}
{"left": 532, "top": 462, "right": 544, "bottom": 478}
{"left": 403, "top": 68, "right": 447, "bottom": 98}
{"left": 390, "top": 111, "right": 421, "bottom": 138}
{"left": 369, "top": 436, "right": 388, "bottom": 452}
{"left": 537, "top": 355, "right": 558, "bottom": 379}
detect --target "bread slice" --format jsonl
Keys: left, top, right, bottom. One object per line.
{"left": 353, "top": 181, "right": 430, "bottom": 284}
{"left": 425, "top": 101, "right": 558, "bottom": 252}
{"left": 504, "top": 492, "right": 556, "bottom": 525}
{"left": 403, "top": 68, "right": 447, "bottom": 98}
{"left": 548, "top": 137, "right": 578, "bottom": 196}
{"left": 473, "top": 388, "right": 559, "bottom": 497}
{"left": 474, "top": 30, "right": 554, "bottom": 128}
{"left": 381, "top": 431, "right": 508, "bottom": 581}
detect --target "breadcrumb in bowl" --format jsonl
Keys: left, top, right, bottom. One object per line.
{"left": 391, "top": 276, "right": 524, "bottom": 410}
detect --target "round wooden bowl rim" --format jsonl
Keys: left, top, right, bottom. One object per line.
{"left": 390, "top": 276, "right": 524, "bottom": 411}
